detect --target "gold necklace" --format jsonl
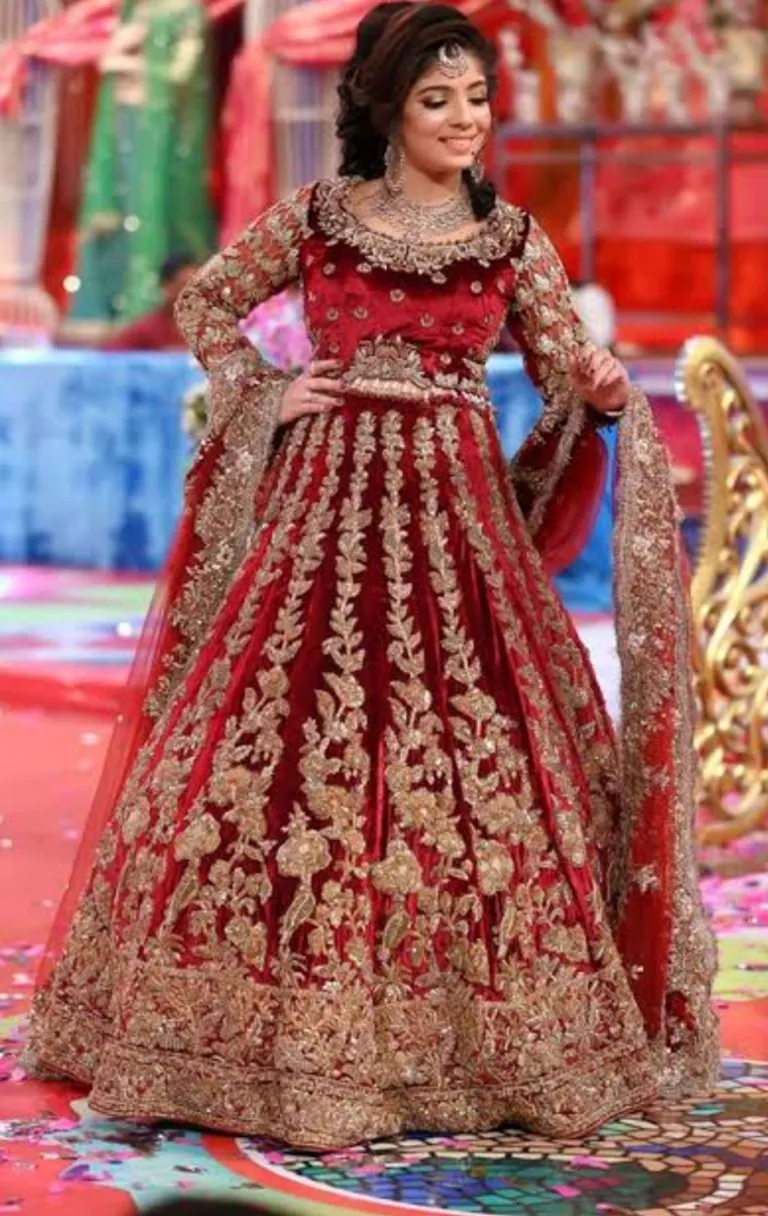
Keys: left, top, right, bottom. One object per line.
{"left": 364, "top": 182, "right": 476, "bottom": 244}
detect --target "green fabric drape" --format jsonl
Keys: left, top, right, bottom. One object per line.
{"left": 72, "top": 0, "right": 215, "bottom": 323}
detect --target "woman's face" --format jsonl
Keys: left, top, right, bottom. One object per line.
{"left": 399, "top": 49, "right": 492, "bottom": 178}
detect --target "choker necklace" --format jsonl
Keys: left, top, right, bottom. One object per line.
{"left": 365, "top": 182, "right": 476, "bottom": 243}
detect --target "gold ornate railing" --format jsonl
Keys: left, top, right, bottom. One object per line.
{"left": 676, "top": 337, "right": 768, "bottom": 849}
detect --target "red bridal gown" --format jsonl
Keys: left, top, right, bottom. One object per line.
{"left": 24, "top": 178, "right": 718, "bottom": 1149}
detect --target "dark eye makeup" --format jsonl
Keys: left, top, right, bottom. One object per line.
{"left": 421, "top": 93, "right": 489, "bottom": 110}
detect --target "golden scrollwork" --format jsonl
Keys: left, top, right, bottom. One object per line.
{"left": 676, "top": 336, "right": 768, "bottom": 849}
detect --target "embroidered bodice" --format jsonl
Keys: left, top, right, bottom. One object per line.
{"left": 175, "top": 177, "right": 592, "bottom": 412}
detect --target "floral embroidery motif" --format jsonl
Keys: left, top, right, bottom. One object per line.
{"left": 24, "top": 182, "right": 716, "bottom": 1149}
{"left": 175, "top": 185, "right": 311, "bottom": 372}
{"left": 506, "top": 216, "right": 591, "bottom": 403}
{"left": 343, "top": 338, "right": 492, "bottom": 412}
{"left": 286, "top": 411, "right": 377, "bottom": 976}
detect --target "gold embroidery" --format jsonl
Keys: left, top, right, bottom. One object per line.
{"left": 283, "top": 411, "right": 377, "bottom": 975}
{"left": 139, "top": 415, "right": 321, "bottom": 784}
{"left": 144, "top": 370, "right": 288, "bottom": 719}
{"left": 147, "top": 186, "right": 314, "bottom": 723}
{"left": 153, "top": 414, "right": 348, "bottom": 965}
{"left": 377, "top": 410, "right": 464, "bottom": 971}
{"left": 315, "top": 178, "right": 526, "bottom": 279}
{"left": 26, "top": 403, "right": 664, "bottom": 1148}
{"left": 343, "top": 337, "right": 492, "bottom": 412}
{"left": 175, "top": 184, "right": 311, "bottom": 372}
{"left": 26, "top": 197, "right": 714, "bottom": 1148}
{"left": 613, "top": 386, "right": 719, "bottom": 1096}
{"left": 468, "top": 410, "right": 618, "bottom": 858}
{"left": 39, "top": 416, "right": 332, "bottom": 1014}
{"left": 429, "top": 411, "right": 594, "bottom": 874}
{"left": 411, "top": 411, "right": 637, "bottom": 1031}
{"left": 506, "top": 215, "right": 591, "bottom": 403}
{"left": 27, "top": 978, "right": 659, "bottom": 1148}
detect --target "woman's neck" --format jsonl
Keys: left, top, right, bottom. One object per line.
{"left": 398, "top": 164, "right": 464, "bottom": 202}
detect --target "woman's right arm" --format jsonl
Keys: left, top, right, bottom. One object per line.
{"left": 175, "top": 185, "right": 312, "bottom": 375}
{"left": 176, "top": 184, "right": 342, "bottom": 433}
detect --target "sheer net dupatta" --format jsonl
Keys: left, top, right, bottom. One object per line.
{"left": 27, "top": 190, "right": 311, "bottom": 1017}
{"left": 511, "top": 385, "right": 720, "bottom": 1100}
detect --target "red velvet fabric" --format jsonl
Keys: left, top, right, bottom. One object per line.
{"left": 32, "top": 187, "right": 717, "bottom": 1137}
{"left": 41, "top": 195, "right": 631, "bottom": 1031}
{"left": 95, "top": 399, "right": 620, "bottom": 981}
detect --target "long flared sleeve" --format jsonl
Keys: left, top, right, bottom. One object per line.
{"left": 505, "top": 215, "right": 592, "bottom": 408}
{"left": 142, "top": 185, "right": 314, "bottom": 723}
{"left": 175, "top": 183, "right": 312, "bottom": 443}
{"left": 504, "top": 217, "right": 609, "bottom": 565}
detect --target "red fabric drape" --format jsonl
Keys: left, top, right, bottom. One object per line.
{"left": 41, "top": 65, "right": 98, "bottom": 308}
{"left": 36, "top": 379, "right": 717, "bottom": 1093}
{"left": 36, "top": 435, "right": 226, "bottom": 989}
{"left": 0, "top": 0, "right": 242, "bottom": 117}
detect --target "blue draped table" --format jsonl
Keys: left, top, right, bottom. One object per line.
{"left": 0, "top": 350, "right": 614, "bottom": 609}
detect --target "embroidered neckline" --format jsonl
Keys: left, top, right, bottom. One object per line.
{"left": 313, "top": 177, "right": 526, "bottom": 278}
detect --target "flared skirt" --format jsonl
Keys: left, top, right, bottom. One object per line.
{"left": 26, "top": 399, "right": 659, "bottom": 1147}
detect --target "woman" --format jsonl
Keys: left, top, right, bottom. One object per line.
{"left": 25, "top": 3, "right": 718, "bottom": 1149}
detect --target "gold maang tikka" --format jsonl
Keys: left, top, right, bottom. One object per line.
{"left": 437, "top": 42, "right": 469, "bottom": 78}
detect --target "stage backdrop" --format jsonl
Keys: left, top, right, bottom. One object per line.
{"left": 0, "top": 350, "right": 614, "bottom": 609}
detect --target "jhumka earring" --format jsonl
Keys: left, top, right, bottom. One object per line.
{"left": 384, "top": 138, "right": 405, "bottom": 196}
{"left": 470, "top": 140, "right": 487, "bottom": 184}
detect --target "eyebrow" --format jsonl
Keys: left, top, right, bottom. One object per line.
{"left": 415, "top": 79, "right": 488, "bottom": 97}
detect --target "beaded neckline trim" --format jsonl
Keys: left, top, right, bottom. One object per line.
{"left": 313, "top": 177, "right": 527, "bottom": 278}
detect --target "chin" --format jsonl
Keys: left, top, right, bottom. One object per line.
{"left": 434, "top": 157, "right": 474, "bottom": 176}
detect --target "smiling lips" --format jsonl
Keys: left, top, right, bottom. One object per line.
{"left": 441, "top": 137, "right": 475, "bottom": 154}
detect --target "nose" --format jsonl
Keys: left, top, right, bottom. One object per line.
{"left": 450, "top": 98, "right": 475, "bottom": 129}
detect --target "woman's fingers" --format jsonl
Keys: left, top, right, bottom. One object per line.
{"left": 305, "top": 393, "right": 339, "bottom": 410}
{"left": 569, "top": 345, "right": 628, "bottom": 411}
{"left": 306, "top": 376, "right": 344, "bottom": 395}
{"left": 309, "top": 359, "right": 343, "bottom": 376}
{"left": 591, "top": 363, "right": 613, "bottom": 390}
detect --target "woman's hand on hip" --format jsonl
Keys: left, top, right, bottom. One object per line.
{"left": 279, "top": 360, "right": 343, "bottom": 426}
{"left": 570, "top": 345, "right": 629, "bottom": 414}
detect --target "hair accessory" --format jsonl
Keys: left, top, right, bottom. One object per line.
{"left": 437, "top": 42, "right": 469, "bottom": 78}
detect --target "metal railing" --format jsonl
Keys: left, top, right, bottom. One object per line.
{"left": 494, "top": 118, "right": 768, "bottom": 335}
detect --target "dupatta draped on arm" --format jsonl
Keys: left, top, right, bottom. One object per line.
{"left": 507, "top": 220, "right": 719, "bottom": 1099}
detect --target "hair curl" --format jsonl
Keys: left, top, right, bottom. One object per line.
{"left": 336, "top": 2, "right": 498, "bottom": 219}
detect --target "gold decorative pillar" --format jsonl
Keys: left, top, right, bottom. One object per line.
{"left": 676, "top": 337, "right": 768, "bottom": 851}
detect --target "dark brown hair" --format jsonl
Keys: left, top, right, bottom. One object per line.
{"left": 336, "top": 2, "right": 498, "bottom": 218}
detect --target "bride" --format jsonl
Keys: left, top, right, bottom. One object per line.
{"left": 24, "top": 1, "right": 718, "bottom": 1150}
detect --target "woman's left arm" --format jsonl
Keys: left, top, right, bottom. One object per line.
{"left": 506, "top": 216, "right": 629, "bottom": 422}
